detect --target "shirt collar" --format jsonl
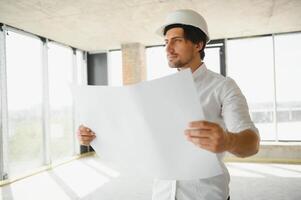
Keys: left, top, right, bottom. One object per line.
{"left": 192, "top": 63, "right": 207, "bottom": 81}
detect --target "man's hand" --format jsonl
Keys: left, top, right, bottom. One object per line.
{"left": 77, "top": 125, "right": 96, "bottom": 146}
{"left": 185, "top": 121, "right": 230, "bottom": 153}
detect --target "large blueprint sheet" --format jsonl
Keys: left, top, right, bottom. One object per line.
{"left": 73, "top": 69, "right": 222, "bottom": 180}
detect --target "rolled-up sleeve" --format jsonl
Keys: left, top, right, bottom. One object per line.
{"left": 219, "top": 77, "right": 259, "bottom": 135}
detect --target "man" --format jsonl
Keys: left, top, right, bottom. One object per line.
{"left": 78, "top": 9, "right": 260, "bottom": 200}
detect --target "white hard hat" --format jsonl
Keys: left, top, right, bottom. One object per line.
{"left": 156, "top": 9, "right": 210, "bottom": 43}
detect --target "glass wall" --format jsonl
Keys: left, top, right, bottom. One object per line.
{"left": 1, "top": 27, "right": 87, "bottom": 179}
{"left": 204, "top": 47, "right": 221, "bottom": 73}
{"left": 227, "top": 33, "right": 301, "bottom": 141}
{"left": 48, "top": 42, "right": 74, "bottom": 162}
{"left": 274, "top": 33, "right": 301, "bottom": 140}
{"left": 76, "top": 50, "right": 87, "bottom": 85}
{"left": 227, "top": 36, "right": 275, "bottom": 140}
{"left": 108, "top": 50, "right": 123, "bottom": 86}
{"left": 146, "top": 46, "right": 176, "bottom": 80}
{"left": 6, "top": 30, "right": 43, "bottom": 177}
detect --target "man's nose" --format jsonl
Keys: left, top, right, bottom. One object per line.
{"left": 165, "top": 42, "right": 174, "bottom": 53}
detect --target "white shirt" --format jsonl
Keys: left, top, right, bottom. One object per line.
{"left": 152, "top": 63, "right": 258, "bottom": 200}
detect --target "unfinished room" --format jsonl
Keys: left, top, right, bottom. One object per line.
{"left": 0, "top": 0, "right": 301, "bottom": 199}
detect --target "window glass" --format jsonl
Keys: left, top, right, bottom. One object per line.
{"left": 227, "top": 37, "right": 275, "bottom": 140}
{"left": 48, "top": 42, "right": 74, "bottom": 162}
{"left": 204, "top": 47, "right": 221, "bottom": 73}
{"left": 108, "top": 50, "right": 123, "bottom": 86}
{"left": 6, "top": 30, "right": 43, "bottom": 177}
{"left": 146, "top": 46, "right": 176, "bottom": 80}
{"left": 76, "top": 50, "right": 87, "bottom": 85}
{"left": 274, "top": 33, "right": 301, "bottom": 140}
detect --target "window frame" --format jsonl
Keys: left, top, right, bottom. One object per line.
{"left": 0, "top": 24, "right": 9, "bottom": 181}
{"left": 0, "top": 25, "right": 87, "bottom": 181}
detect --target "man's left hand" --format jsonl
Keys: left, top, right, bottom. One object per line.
{"left": 185, "top": 120, "right": 230, "bottom": 153}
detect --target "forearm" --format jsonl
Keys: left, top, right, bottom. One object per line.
{"left": 226, "top": 129, "right": 260, "bottom": 158}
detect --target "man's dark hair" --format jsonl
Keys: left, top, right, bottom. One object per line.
{"left": 163, "top": 24, "right": 207, "bottom": 60}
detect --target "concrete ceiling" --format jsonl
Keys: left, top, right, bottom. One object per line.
{"left": 0, "top": 0, "right": 301, "bottom": 52}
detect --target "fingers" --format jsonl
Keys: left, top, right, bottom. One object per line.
{"left": 185, "top": 129, "right": 212, "bottom": 138}
{"left": 79, "top": 125, "right": 91, "bottom": 132}
{"left": 185, "top": 129, "right": 212, "bottom": 148}
{"left": 78, "top": 125, "right": 94, "bottom": 134}
{"left": 189, "top": 120, "right": 218, "bottom": 129}
{"left": 77, "top": 134, "right": 96, "bottom": 146}
{"left": 186, "top": 121, "right": 227, "bottom": 153}
{"left": 187, "top": 137, "right": 211, "bottom": 146}
{"left": 186, "top": 120, "right": 222, "bottom": 138}
{"left": 78, "top": 133, "right": 95, "bottom": 141}
{"left": 77, "top": 125, "right": 96, "bottom": 146}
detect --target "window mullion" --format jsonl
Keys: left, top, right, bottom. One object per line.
{"left": 72, "top": 49, "right": 77, "bottom": 155}
{"left": 0, "top": 25, "right": 9, "bottom": 180}
{"left": 42, "top": 39, "right": 51, "bottom": 165}
{"left": 272, "top": 34, "right": 279, "bottom": 142}
{"left": 83, "top": 52, "right": 88, "bottom": 85}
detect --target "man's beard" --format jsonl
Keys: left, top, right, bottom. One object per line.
{"left": 168, "top": 56, "right": 192, "bottom": 69}
{"left": 167, "top": 52, "right": 194, "bottom": 69}
{"left": 168, "top": 60, "right": 184, "bottom": 68}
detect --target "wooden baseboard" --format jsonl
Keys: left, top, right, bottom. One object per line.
{"left": 224, "top": 157, "right": 301, "bottom": 164}
{"left": 0, "top": 152, "right": 96, "bottom": 187}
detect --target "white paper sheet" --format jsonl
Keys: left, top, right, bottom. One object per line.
{"left": 72, "top": 69, "right": 222, "bottom": 180}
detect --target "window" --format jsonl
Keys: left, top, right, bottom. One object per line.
{"left": 1, "top": 26, "right": 87, "bottom": 181}
{"left": 146, "top": 46, "right": 176, "bottom": 80}
{"left": 48, "top": 42, "right": 74, "bottom": 162}
{"left": 76, "top": 50, "right": 87, "bottom": 85}
{"left": 204, "top": 47, "right": 221, "bottom": 74}
{"left": 108, "top": 50, "right": 122, "bottom": 86}
{"left": 227, "top": 36, "right": 276, "bottom": 140}
{"left": 274, "top": 33, "right": 301, "bottom": 140}
{"left": 6, "top": 30, "right": 43, "bottom": 177}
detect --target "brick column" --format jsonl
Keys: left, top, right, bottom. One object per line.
{"left": 121, "top": 43, "right": 147, "bottom": 85}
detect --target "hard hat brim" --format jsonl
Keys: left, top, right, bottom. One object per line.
{"left": 156, "top": 23, "right": 210, "bottom": 43}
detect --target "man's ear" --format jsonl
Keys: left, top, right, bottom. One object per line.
{"left": 195, "top": 41, "right": 204, "bottom": 52}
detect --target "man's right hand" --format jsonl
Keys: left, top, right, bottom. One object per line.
{"left": 77, "top": 125, "right": 96, "bottom": 146}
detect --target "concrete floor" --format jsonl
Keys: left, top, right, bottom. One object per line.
{"left": 0, "top": 156, "right": 300, "bottom": 200}
{"left": 228, "top": 162, "right": 301, "bottom": 200}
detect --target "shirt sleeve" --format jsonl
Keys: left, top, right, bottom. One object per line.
{"left": 219, "top": 77, "right": 259, "bottom": 135}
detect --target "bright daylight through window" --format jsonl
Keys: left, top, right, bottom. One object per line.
{"left": 48, "top": 42, "right": 74, "bottom": 162}
{"left": 6, "top": 30, "right": 43, "bottom": 177}
{"left": 1, "top": 28, "right": 86, "bottom": 179}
